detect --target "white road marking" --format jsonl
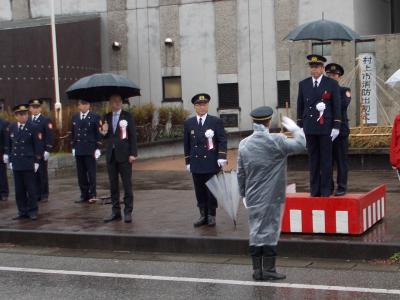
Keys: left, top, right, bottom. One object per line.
{"left": 0, "top": 266, "right": 399, "bottom": 295}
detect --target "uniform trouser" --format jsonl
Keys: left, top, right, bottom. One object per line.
{"left": 249, "top": 245, "right": 277, "bottom": 257}
{"left": 192, "top": 173, "right": 218, "bottom": 216}
{"left": 0, "top": 162, "right": 9, "bottom": 199}
{"left": 332, "top": 135, "right": 349, "bottom": 192}
{"left": 306, "top": 134, "right": 333, "bottom": 197}
{"left": 75, "top": 155, "right": 97, "bottom": 200}
{"left": 34, "top": 159, "right": 49, "bottom": 200}
{"left": 107, "top": 151, "right": 133, "bottom": 215}
{"left": 13, "top": 170, "right": 37, "bottom": 216}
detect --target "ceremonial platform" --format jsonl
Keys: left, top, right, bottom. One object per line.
{"left": 282, "top": 185, "right": 386, "bottom": 235}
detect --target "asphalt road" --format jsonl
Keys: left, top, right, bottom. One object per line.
{"left": 0, "top": 248, "right": 398, "bottom": 300}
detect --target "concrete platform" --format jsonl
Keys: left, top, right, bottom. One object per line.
{"left": 0, "top": 151, "right": 399, "bottom": 259}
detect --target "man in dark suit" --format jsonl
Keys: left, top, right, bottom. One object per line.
{"left": 0, "top": 117, "right": 9, "bottom": 201}
{"left": 297, "top": 54, "right": 341, "bottom": 197}
{"left": 71, "top": 100, "right": 102, "bottom": 203}
{"left": 100, "top": 94, "right": 138, "bottom": 223}
{"left": 325, "top": 63, "right": 351, "bottom": 196}
{"left": 3, "top": 104, "right": 41, "bottom": 220}
{"left": 184, "top": 93, "right": 227, "bottom": 227}
{"left": 28, "top": 99, "right": 54, "bottom": 202}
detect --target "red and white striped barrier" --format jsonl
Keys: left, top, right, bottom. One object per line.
{"left": 281, "top": 185, "right": 386, "bottom": 235}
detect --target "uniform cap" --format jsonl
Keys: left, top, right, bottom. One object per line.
{"left": 13, "top": 104, "right": 29, "bottom": 113}
{"left": 306, "top": 54, "right": 327, "bottom": 66}
{"left": 325, "top": 63, "right": 344, "bottom": 76}
{"left": 250, "top": 106, "right": 273, "bottom": 121}
{"left": 191, "top": 93, "right": 211, "bottom": 105}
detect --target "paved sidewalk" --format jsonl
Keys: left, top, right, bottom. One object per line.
{"left": 0, "top": 151, "right": 399, "bottom": 259}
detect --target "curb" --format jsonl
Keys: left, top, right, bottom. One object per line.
{"left": 0, "top": 229, "right": 399, "bottom": 259}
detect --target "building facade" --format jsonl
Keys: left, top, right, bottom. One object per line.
{"left": 1, "top": 0, "right": 400, "bottom": 130}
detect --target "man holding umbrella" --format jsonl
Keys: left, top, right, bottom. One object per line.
{"left": 237, "top": 107, "right": 306, "bottom": 281}
{"left": 100, "top": 94, "right": 138, "bottom": 223}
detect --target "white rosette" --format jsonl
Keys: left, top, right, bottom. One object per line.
{"left": 205, "top": 129, "right": 215, "bottom": 150}
{"left": 119, "top": 119, "right": 128, "bottom": 139}
{"left": 316, "top": 102, "right": 326, "bottom": 124}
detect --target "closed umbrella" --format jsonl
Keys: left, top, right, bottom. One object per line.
{"left": 206, "top": 171, "right": 241, "bottom": 226}
{"left": 66, "top": 73, "right": 140, "bottom": 102}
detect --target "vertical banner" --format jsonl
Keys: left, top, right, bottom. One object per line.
{"left": 358, "top": 53, "right": 377, "bottom": 124}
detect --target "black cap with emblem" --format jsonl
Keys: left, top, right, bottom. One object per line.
{"left": 191, "top": 93, "right": 211, "bottom": 105}
{"left": 306, "top": 54, "right": 327, "bottom": 66}
{"left": 13, "top": 104, "right": 30, "bottom": 113}
{"left": 325, "top": 63, "right": 344, "bottom": 76}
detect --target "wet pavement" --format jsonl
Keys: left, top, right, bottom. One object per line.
{"left": 0, "top": 151, "right": 399, "bottom": 255}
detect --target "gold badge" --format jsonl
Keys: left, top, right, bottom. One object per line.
{"left": 199, "top": 95, "right": 205, "bottom": 101}
{"left": 311, "top": 56, "right": 318, "bottom": 62}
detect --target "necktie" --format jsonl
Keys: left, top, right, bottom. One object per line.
{"left": 198, "top": 117, "right": 202, "bottom": 127}
{"left": 314, "top": 80, "right": 318, "bottom": 88}
{"left": 81, "top": 113, "right": 86, "bottom": 120}
{"left": 113, "top": 113, "right": 119, "bottom": 133}
{"left": 19, "top": 125, "right": 23, "bottom": 132}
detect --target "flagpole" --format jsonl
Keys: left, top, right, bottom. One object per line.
{"left": 50, "top": 0, "right": 62, "bottom": 129}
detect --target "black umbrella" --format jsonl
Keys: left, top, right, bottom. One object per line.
{"left": 286, "top": 18, "right": 361, "bottom": 42}
{"left": 66, "top": 73, "right": 141, "bottom": 102}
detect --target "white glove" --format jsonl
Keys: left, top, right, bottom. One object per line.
{"left": 72, "top": 149, "right": 75, "bottom": 157}
{"left": 330, "top": 128, "right": 340, "bottom": 141}
{"left": 34, "top": 163, "right": 39, "bottom": 173}
{"left": 94, "top": 149, "right": 101, "bottom": 160}
{"left": 217, "top": 159, "right": 227, "bottom": 167}
{"left": 186, "top": 164, "right": 190, "bottom": 172}
{"left": 282, "top": 116, "right": 301, "bottom": 133}
{"left": 43, "top": 151, "right": 50, "bottom": 161}
{"left": 9, "top": 163, "right": 12, "bottom": 170}
{"left": 3, "top": 154, "right": 9, "bottom": 164}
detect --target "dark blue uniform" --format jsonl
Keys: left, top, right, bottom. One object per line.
{"left": 332, "top": 87, "right": 351, "bottom": 194}
{"left": 297, "top": 75, "right": 341, "bottom": 197}
{"left": 5, "top": 122, "right": 41, "bottom": 218}
{"left": 0, "top": 118, "right": 9, "bottom": 201}
{"left": 71, "top": 111, "right": 102, "bottom": 202}
{"left": 30, "top": 114, "right": 54, "bottom": 201}
{"left": 184, "top": 115, "right": 227, "bottom": 216}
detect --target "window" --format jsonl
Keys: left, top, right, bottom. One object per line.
{"left": 218, "top": 83, "right": 239, "bottom": 109}
{"left": 277, "top": 80, "right": 290, "bottom": 108}
{"left": 162, "top": 76, "right": 182, "bottom": 102}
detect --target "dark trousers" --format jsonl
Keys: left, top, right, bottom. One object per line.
{"left": 192, "top": 173, "right": 218, "bottom": 216}
{"left": 306, "top": 134, "right": 333, "bottom": 197}
{"left": 333, "top": 135, "right": 349, "bottom": 192}
{"left": 0, "top": 162, "right": 8, "bottom": 199}
{"left": 249, "top": 245, "right": 277, "bottom": 257}
{"left": 34, "top": 159, "right": 49, "bottom": 200}
{"left": 13, "top": 170, "right": 37, "bottom": 216}
{"left": 75, "top": 155, "right": 97, "bottom": 200}
{"left": 107, "top": 151, "right": 133, "bottom": 215}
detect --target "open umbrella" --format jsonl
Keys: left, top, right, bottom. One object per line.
{"left": 66, "top": 73, "right": 140, "bottom": 102}
{"left": 286, "top": 18, "right": 361, "bottom": 42}
{"left": 385, "top": 69, "right": 400, "bottom": 88}
{"left": 206, "top": 170, "right": 241, "bottom": 226}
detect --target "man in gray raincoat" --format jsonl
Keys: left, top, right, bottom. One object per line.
{"left": 237, "top": 106, "right": 306, "bottom": 281}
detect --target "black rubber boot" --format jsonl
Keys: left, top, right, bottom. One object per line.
{"left": 251, "top": 256, "right": 263, "bottom": 280}
{"left": 193, "top": 208, "right": 207, "bottom": 227}
{"left": 262, "top": 256, "right": 286, "bottom": 280}
{"left": 207, "top": 215, "right": 216, "bottom": 227}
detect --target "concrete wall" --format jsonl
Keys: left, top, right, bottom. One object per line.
{"left": 354, "top": 0, "right": 391, "bottom": 35}
{"left": 0, "top": 0, "right": 12, "bottom": 21}
{"left": 30, "top": 0, "right": 107, "bottom": 18}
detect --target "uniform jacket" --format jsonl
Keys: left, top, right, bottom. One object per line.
{"left": 103, "top": 110, "right": 138, "bottom": 163}
{"left": 71, "top": 111, "right": 102, "bottom": 156}
{"left": 339, "top": 86, "right": 351, "bottom": 136}
{"left": 4, "top": 122, "right": 41, "bottom": 171}
{"left": 30, "top": 114, "right": 54, "bottom": 154}
{"left": 0, "top": 118, "right": 9, "bottom": 157}
{"left": 184, "top": 115, "right": 227, "bottom": 174}
{"left": 297, "top": 75, "right": 341, "bottom": 135}
{"left": 390, "top": 114, "right": 400, "bottom": 168}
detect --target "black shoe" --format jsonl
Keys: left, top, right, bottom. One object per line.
{"left": 193, "top": 208, "right": 207, "bottom": 227}
{"left": 104, "top": 213, "right": 122, "bottom": 223}
{"left": 29, "top": 214, "right": 38, "bottom": 221}
{"left": 251, "top": 256, "right": 263, "bottom": 281}
{"left": 12, "top": 215, "right": 27, "bottom": 220}
{"left": 41, "top": 197, "right": 49, "bottom": 203}
{"left": 74, "top": 199, "right": 87, "bottom": 203}
{"left": 207, "top": 215, "right": 216, "bottom": 227}
{"left": 334, "top": 190, "right": 346, "bottom": 196}
{"left": 262, "top": 256, "right": 286, "bottom": 280}
{"left": 310, "top": 193, "right": 321, "bottom": 197}
{"left": 124, "top": 214, "right": 132, "bottom": 223}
